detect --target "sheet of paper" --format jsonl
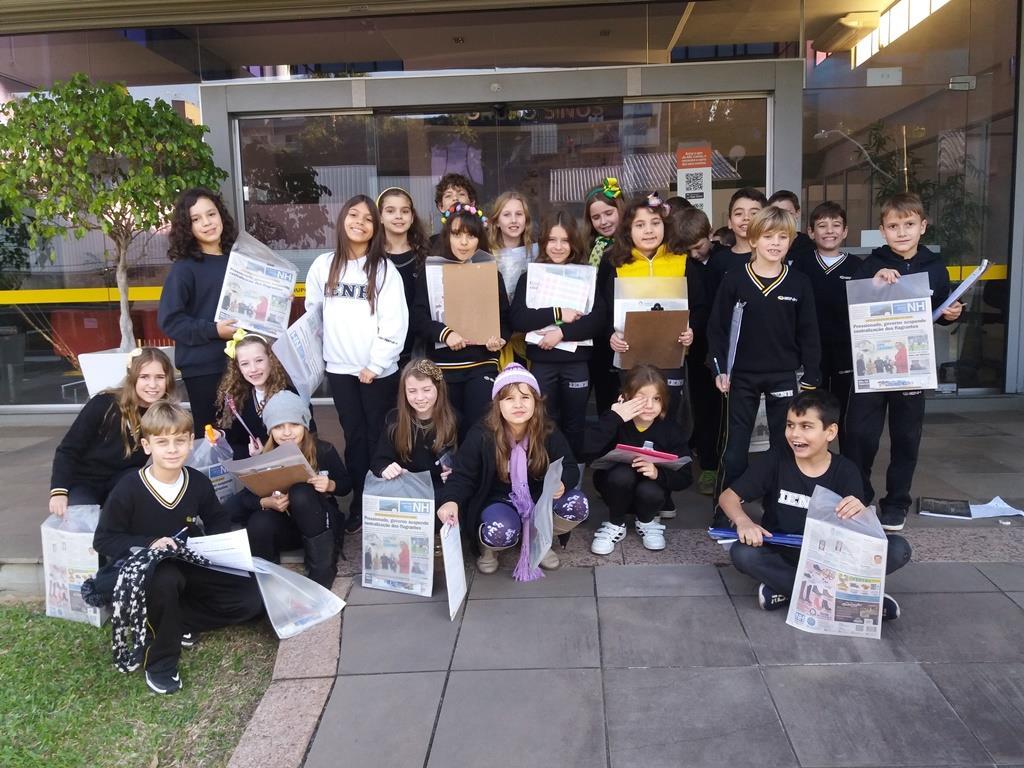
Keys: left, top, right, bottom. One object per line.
{"left": 726, "top": 301, "right": 745, "bottom": 376}
{"left": 441, "top": 521, "right": 467, "bottom": 621}
{"left": 525, "top": 263, "right": 597, "bottom": 313}
{"left": 524, "top": 328, "right": 579, "bottom": 353}
{"left": 969, "top": 496, "right": 1024, "bottom": 518}
{"left": 528, "top": 458, "right": 562, "bottom": 571}
{"left": 188, "top": 529, "right": 255, "bottom": 572}
{"left": 933, "top": 260, "right": 989, "bottom": 321}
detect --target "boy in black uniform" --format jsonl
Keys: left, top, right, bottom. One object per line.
{"left": 841, "top": 193, "right": 964, "bottom": 531}
{"left": 707, "top": 206, "right": 821, "bottom": 522}
{"left": 767, "top": 190, "right": 815, "bottom": 264}
{"left": 721, "top": 390, "right": 910, "bottom": 615}
{"left": 94, "top": 401, "right": 263, "bottom": 694}
{"left": 706, "top": 187, "right": 768, "bottom": 299}
{"left": 791, "top": 201, "right": 860, "bottom": 443}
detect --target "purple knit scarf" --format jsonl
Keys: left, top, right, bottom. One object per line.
{"left": 509, "top": 435, "right": 543, "bottom": 582}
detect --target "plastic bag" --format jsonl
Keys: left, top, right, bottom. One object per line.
{"left": 41, "top": 505, "right": 110, "bottom": 626}
{"left": 253, "top": 557, "right": 345, "bottom": 639}
{"left": 187, "top": 425, "right": 241, "bottom": 502}
{"left": 362, "top": 470, "right": 436, "bottom": 596}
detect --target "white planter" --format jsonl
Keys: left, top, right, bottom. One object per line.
{"left": 78, "top": 346, "right": 176, "bottom": 398}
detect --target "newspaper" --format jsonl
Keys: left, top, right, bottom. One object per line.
{"left": 846, "top": 272, "right": 937, "bottom": 392}
{"left": 786, "top": 486, "right": 888, "bottom": 640}
{"left": 441, "top": 521, "right": 467, "bottom": 621}
{"left": 272, "top": 304, "right": 325, "bottom": 402}
{"left": 529, "top": 458, "right": 562, "bottom": 571}
{"left": 613, "top": 277, "right": 688, "bottom": 369}
{"left": 362, "top": 470, "right": 435, "bottom": 597}
{"left": 215, "top": 231, "right": 299, "bottom": 339}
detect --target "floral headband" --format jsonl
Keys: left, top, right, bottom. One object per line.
{"left": 440, "top": 202, "right": 487, "bottom": 227}
{"left": 411, "top": 358, "right": 443, "bottom": 383}
{"left": 224, "top": 328, "right": 269, "bottom": 360}
{"left": 645, "top": 192, "right": 671, "bottom": 217}
{"left": 587, "top": 177, "right": 622, "bottom": 202}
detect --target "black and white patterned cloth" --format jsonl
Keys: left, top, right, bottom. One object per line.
{"left": 109, "top": 541, "right": 210, "bottom": 673}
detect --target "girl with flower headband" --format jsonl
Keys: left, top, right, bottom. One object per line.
{"left": 436, "top": 364, "right": 588, "bottom": 579}
{"left": 305, "top": 194, "right": 409, "bottom": 535}
{"left": 510, "top": 208, "right": 605, "bottom": 459}
{"left": 49, "top": 347, "right": 177, "bottom": 517}
{"left": 585, "top": 177, "right": 626, "bottom": 414}
{"left": 413, "top": 202, "right": 509, "bottom": 440}
{"left": 377, "top": 187, "right": 431, "bottom": 366}
{"left": 159, "top": 188, "right": 240, "bottom": 437}
{"left": 371, "top": 358, "right": 458, "bottom": 494}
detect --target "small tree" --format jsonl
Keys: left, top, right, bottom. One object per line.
{"left": 0, "top": 74, "right": 227, "bottom": 351}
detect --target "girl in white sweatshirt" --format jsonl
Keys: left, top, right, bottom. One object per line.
{"left": 305, "top": 194, "right": 409, "bottom": 534}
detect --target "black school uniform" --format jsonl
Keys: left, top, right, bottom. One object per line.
{"left": 727, "top": 448, "right": 911, "bottom": 596}
{"left": 707, "top": 263, "right": 821, "bottom": 499}
{"left": 590, "top": 242, "right": 620, "bottom": 413}
{"left": 388, "top": 248, "right": 421, "bottom": 363}
{"left": 94, "top": 467, "right": 263, "bottom": 674}
{"left": 792, "top": 249, "right": 861, "bottom": 436}
{"left": 787, "top": 231, "right": 816, "bottom": 265}
{"left": 583, "top": 410, "right": 691, "bottom": 525}
{"left": 686, "top": 255, "right": 722, "bottom": 470}
{"left": 840, "top": 245, "right": 954, "bottom": 517}
{"left": 705, "top": 244, "right": 751, "bottom": 302}
{"left": 370, "top": 410, "right": 458, "bottom": 493}
{"left": 412, "top": 251, "right": 511, "bottom": 438}
{"left": 510, "top": 270, "right": 607, "bottom": 458}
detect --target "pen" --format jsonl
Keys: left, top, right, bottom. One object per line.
{"left": 713, "top": 357, "right": 722, "bottom": 377}
{"left": 173, "top": 526, "right": 188, "bottom": 538}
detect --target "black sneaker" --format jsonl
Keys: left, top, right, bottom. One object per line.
{"left": 879, "top": 508, "right": 907, "bottom": 532}
{"left": 757, "top": 583, "right": 789, "bottom": 611}
{"left": 882, "top": 593, "right": 901, "bottom": 621}
{"left": 180, "top": 631, "right": 198, "bottom": 649}
{"left": 145, "top": 668, "right": 182, "bottom": 694}
{"left": 710, "top": 510, "right": 731, "bottom": 530}
{"left": 345, "top": 509, "right": 362, "bottom": 535}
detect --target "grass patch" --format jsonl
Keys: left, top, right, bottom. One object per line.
{"left": 0, "top": 602, "right": 277, "bottom": 768}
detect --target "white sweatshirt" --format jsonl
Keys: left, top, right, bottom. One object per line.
{"left": 305, "top": 252, "right": 409, "bottom": 377}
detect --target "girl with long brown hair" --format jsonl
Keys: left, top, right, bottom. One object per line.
{"left": 305, "top": 194, "right": 409, "bottom": 535}
{"left": 435, "top": 364, "right": 588, "bottom": 579}
{"left": 49, "top": 347, "right": 177, "bottom": 516}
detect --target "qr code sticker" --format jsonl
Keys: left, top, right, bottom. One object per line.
{"left": 683, "top": 172, "right": 703, "bottom": 192}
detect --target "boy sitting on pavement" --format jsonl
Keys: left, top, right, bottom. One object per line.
{"left": 719, "top": 390, "right": 911, "bottom": 617}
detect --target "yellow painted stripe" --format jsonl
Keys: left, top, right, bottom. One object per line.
{"left": 947, "top": 264, "right": 1007, "bottom": 281}
{"left": 0, "top": 283, "right": 308, "bottom": 305}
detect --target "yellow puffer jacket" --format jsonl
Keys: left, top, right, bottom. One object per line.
{"left": 615, "top": 245, "right": 688, "bottom": 278}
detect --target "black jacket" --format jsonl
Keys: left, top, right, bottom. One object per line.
{"left": 855, "top": 245, "right": 955, "bottom": 326}
{"left": 158, "top": 252, "right": 231, "bottom": 378}
{"left": 509, "top": 271, "right": 608, "bottom": 363}
{"left": 791, "top": 250, "right": 861, "bottom": 371}
{"left": 583, "top": 410, "right": 692, "bottom": 491}
{"left": 370, "top": 410, "right": 457, "bottom": 491}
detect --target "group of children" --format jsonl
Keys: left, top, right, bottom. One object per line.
{"left": 47, "top": 172, "right": 963, "bottom": 693}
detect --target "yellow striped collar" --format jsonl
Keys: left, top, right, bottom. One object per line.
{"left": 745, "top": 262, "right": 788, "bottom": 296}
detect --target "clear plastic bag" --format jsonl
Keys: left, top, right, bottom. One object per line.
{"left": 41, "top": 505, "right": 108, "bottom": 626}
{"left": 253, "top": 557, "right": 346, "bottom": 639}
{"left": 187, "top": 426, "right": 241, "bottom": 502}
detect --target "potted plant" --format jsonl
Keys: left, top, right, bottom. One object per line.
{"left": 0, "top": 73, "right": 226, "bottom": 394}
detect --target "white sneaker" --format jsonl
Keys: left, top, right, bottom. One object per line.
{"left": 539, "top": 547, "right": 560, "bottom": 570}
{"left": 591, "top": 522, "right": 627, "bottom": 555}
{"left": 635, "top": 519, "right": 667, "bottom": 550}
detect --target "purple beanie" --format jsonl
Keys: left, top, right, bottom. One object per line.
{"left": 491, "top": 363, "right": 541, "bottom": 399}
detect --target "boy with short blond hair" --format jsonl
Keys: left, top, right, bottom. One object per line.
{"left": 94, "top": 401, "right": 262, "bottom": 694}
{"left": 841, "top": 192, "right": 963, "bottom": 531}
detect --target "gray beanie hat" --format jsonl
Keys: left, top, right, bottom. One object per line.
{"left": 261, "top": 390, "right": 311, "bottom": 431}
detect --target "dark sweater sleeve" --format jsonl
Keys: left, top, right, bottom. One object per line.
{"left": 797, "top": 277, "right": 822, "bottom": 388}
{"left": 547, "top": 428, "right": 580, "bottom": 488}
{"left": 706, "top": 274, "right": 735, "bottom": 375}
{"left": 370, "top": 418, "right": 400, "bottom": 476}
{"left": 50, "top": 394, "right": 113, "bottom": 494}
{"left": 560, "top": 282, "right": 608, "bottom": 343}
{"left": 509, "top": 274, "right": 558, "bottom": 333}
{"left": 438, "top": 426, "right": 487, "bottom": 508}
{"left": 498, "top": 279, "right": 511, "bottom": 341}
{"left": 833, "top": 456, "right": 866, "bottom": 501}
{"left": 319, "top": 442, "right": 353, "bottom": 497}
{"left": 931, "top": 265, "right": 956, "bottom": 327}
{"left": 652, "top": 422, "right": 693, "bottom": 492}
{"left": 582, "top": 410, "right": 625, "bottom": 462}
{"left": 686, "top": 262, "right": 710, "bottom": 337}
{"left": 93, "top": 481, "right": 151, "bottom": 559}
{"left": 158, "top": 262, "right": 221, "bottom": 346}
{"left": 197, "top": 472, "right": 231, "bottom": 535}
{"left": 412, "top": 269, "right": 449, "bottom": 345}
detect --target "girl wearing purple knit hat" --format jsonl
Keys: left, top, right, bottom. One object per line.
{"left": 435, "top": 364, "right": 589, "bottom": 579}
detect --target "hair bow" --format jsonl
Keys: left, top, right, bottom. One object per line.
{"left": 646, "top": 192, "right": 670, "bottom": 217}
{"left": 224, "top": 328, "right": 268, "bottom": 360}
{"left": 440, "top": 203, "right": 487, "bottom": 227}
{"left": 412, "top": 358, "right": 443, "bottom": 382}
{"left": 125, "top": 347, "right": 144, "bottom": 370}
{"left": 602, "top": 177, "right": 622, "bottom": 200}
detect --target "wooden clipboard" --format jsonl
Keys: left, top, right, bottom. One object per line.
{"left": 442, "top": 262, "right": 500, "bottom": 343}
{"left": 620, "top": 309, "right": 689, "bottom": 369}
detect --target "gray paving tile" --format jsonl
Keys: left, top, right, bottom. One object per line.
{"left": 765, "top": 663, "right": 990, "bottom": 767}
{"left": 941, "top": 473, "right": 1024, "bottom": 500}
{"left": 453, "top": 596, "right": 599, "bottom": 670}
{"left": 926, "top": 663, "right": 1024, "bottom": 764}
{"left": 977, "top": 563, "right": 1024, "bottom": 591}
{"left": 604, "top": 666, "right": 797, "bottom": 768}
{"left": 923, "top": 412, "right": 971, "bottom": 424}
{"left": 305, "top": 672, "right": 444, "bottom": 768}
{"left": 884, "top": 593, "right": 1024, "bottom": 662}
{"left": 599, "top": 596, "right": 754, "bottom": 668}
{"left": 719, "top": 565, "right": 759, "bottom": 595}
{"left": 885, "top": 562, "right": 998, "bottom": 593}
{"left": 732, "top": 598, "right": 915, "bottom": 665}
{"left": 1006, "top": 592, "right": 1024, "bottom": 611}
{"left": 338, "top": 602, "right": 460, "bottom": 674}
{"left": 468, "top": 566, "right": 594, "bottom": 599}
{"left": 595, "top": 564, "right": 726, "bottom": 597}
{"left": 924, "top": 423, "right": 1013, "bottom": 438}
{"left": 345, "top": 580, "right": 449, "bottom": 605}
{"left": 427, "top": 669, "right": 606, "bottom": 768}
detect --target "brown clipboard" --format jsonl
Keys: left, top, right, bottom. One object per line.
{"left": 620, "top": 309, "right": 689, "bottom": 369}
{"left": 222, "top": 443, "right": 316, "bottom": 498}
{"left": 442, "top": 262, "right": 501, "bottom": 344}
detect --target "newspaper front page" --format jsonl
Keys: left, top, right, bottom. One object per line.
{"left": 215, "top": 232, "right": 299, "bottom": 339}
{"left": 846, "top": 272, "right": 937, "bottom": 393}
{"left": 786, "top": 486, "right": 888, "bottom": 640}
{"left": 272, "top": 305, "right": 325, "bottom": 402}
{"left": 362, "top": 470, "right": 435, "bottom": 597}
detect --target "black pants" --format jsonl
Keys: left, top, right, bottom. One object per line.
{"left": 245, "top": 483, "right": 338, "bottom": 561}
{"left": 183, "top": 370, "right": 227, "bottom": 438}
{"left": 590, "top": 342, "right": 620, "bottom": 414}
{"left": 445, "top": 368, "right": 495, "bottom": 441}
{"left": 594, "top": 464, "right": 664, "bottom": 525}
{"left": 717, "top": 370, "right": 797, "bottom": 498}
{"left": 687, "top": 358, "right": 722, "bottom": 470}
{"left": 822, "top": 346, "right": 853, "bottom": 451}
{"left": 327, "top": 371, "right": 398, "bottom": 509}
{"left": 841, "top": 389, "right": 925, "bottom": 514}
{"left": 533, "top": 361, "right": 589, "bottom": 459}
{"left": 730, "top": 535, "right": 911, "bottom": 597}
{"left": 145, "top": 560, "right": 263, "bottom": 673}
{"left": 67, "top": 467, "right": 137, "bottom": 507}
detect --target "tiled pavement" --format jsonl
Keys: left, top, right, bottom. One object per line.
{"left": 303, "top": 562, "right": 1024, "bottom": 768}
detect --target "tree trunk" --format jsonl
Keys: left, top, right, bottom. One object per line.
{"left": 115, "top": 244, "right": 136, "bottom": 352}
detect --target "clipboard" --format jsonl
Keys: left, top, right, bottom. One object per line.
{"left": 620, "top": 309, "right": 689, "bottom": 369}
{"left": 442, "top": 262, "right": 501, "bottom": 344}
{"left": 222, "top": 443, "right": 316, "bottom": 498}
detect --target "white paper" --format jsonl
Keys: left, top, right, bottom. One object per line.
{"left": 187, "top": 529, "right": 255, "bottom": 572}
{"left": 726, "top": 301, "right": 745, "bottom": 376}
{"left": 272, "top": 305, "right": 325, "bottom": 402}
{"left": 524, "top": 328, "right": 580, "bottom": 353}
{"left": 933, "top": 260, "right": 989, "bottom": 321}
{"left": 362, "top": 470, "right": 436, "bottom": 597}
{"left": 441, "top": 522, "right": 467, "bottom": 621}
{"left": 528, "top": 458, "right": 562, "bottom": 571}
{"left": 969, "top": 496, "right": 1024, "bottom": 518}
{"left": 215, "top": 231, "right": 299, "bottom": 338}
{"left": 525, "top": 263, "right": 597, "bottom": 314}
